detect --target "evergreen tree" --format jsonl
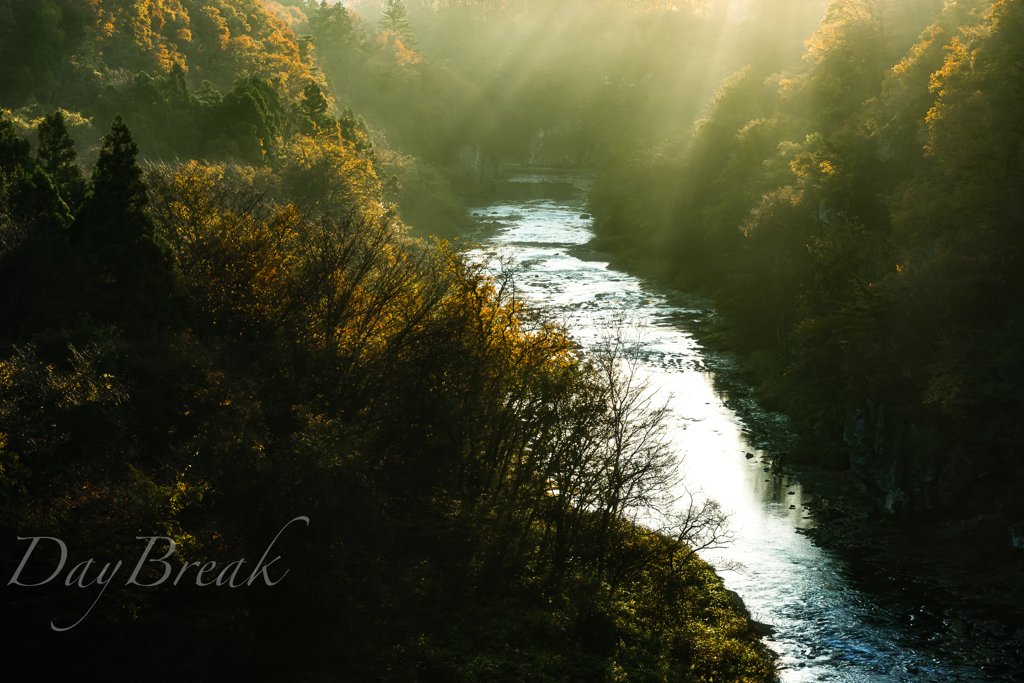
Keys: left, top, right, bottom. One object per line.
{"left": 0, "top": 115, "right": 69, "bottom": 231}
{"left": 1, "top": 165, "right": 70, "bottom": 232}
{"left": 75, "top": 116, "right": 149, "bottom": 242}
{"left": 72, "top": 115, "right": 175, "bottom": 322}
{"left": 297, "top": 82, "right": 336, "bottom": 137}
{"left": 378, "top": 0, "right": 416, "bottom": 47}
{"left": 36, "top": 110, "right": 86, "bottom": 210}
{"left": 310, "top": 0, "right": 356, "bottom": 50}
{"left": 217, "top": 76, "right": 284, "bottom": 164}
{"left": 0, "top": 116, "right": 31, "bottom": 175}
{"left": 301, "top": 82, "right": 330, "bottom": 123}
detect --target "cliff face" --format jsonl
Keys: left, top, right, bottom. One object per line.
{"left": 457, "top": 144, "right": 503, "bottom": 188}
{"left": 528, "top": 123, "right": 602, "bottom": 168}
{"left": 844, "top": 399, "right": 1005, "bottom": 516}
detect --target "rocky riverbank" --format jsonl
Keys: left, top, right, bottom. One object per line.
{"left": 596, "top": 254, "right": 1024, "bottom": 681}
{"left": 796, "top": 468, "right": 1024, "bottom": 682}
{"left": 695, "top": 314, "right": 1024, "bottom": 680}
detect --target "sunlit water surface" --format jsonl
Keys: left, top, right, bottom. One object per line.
{"left": 463, "top": 171, "right": 997, "bottom": 683}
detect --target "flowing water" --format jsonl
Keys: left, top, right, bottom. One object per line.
{"left": 463, "top": 169, "right": 1008, "bottom": 683}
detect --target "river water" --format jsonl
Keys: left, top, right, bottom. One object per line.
{"left": 463, "top": 169, "right": 1003, "bottom": 683}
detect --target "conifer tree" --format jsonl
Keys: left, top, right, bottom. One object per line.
{"left": 0, "top": 115, "right": 69, "bottom": 231}
{"left": 378, "top": 0, "right": 416, "bottom": 47}
{"left": 72, "top": 115, "right": 174, "bottom": 321}
{"left": 0, "top": 117, "right": 31, "bottom": 175}
{"left": 36, "top": 110, "right": 86, "bottom": 210}
{"left": 297, "top": 82, "right": 333, "bottom": 137}
{"left": 301, "top": 82, "right": 330, "bottom": 123}
{"left": 310, "top": 0, "right": 356, "bottom": 50}
{"left": 75, "top": 116, "right": 150, "bottom": 244}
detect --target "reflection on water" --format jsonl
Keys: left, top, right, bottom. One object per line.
{"left": 464, "top": 172, "right": 997, "bottom": 682}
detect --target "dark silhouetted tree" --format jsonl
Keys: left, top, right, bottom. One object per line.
{"left": 301, "top": 82, "right": 330, "bottom": 123}
{"left": 0, "top": 115, "right": 68, "bottom": 231}
{"left": 72, "top": 115, "right": 175, "bottom": 322}
{"left": 0, "top": 117, "right": 31, "bottom": 175}
{"left": 37, "top": 110, "right": 86, "bottom": 210}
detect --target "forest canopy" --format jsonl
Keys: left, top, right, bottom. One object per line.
{"left": 7, "top": 0, "right": 1020, "bottom": 677}
{"left": 0, "top": 0, "right": 777, "bottom": 680}
{"left": 589, "top": 0, "right": 1024, "bottom": 522}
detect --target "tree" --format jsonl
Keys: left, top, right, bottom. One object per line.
{"left": 215, "top": 76, "right": 285, "bottom": 164}
{"left": 300, "top": 82, "right": 331, "bottom": 132}
{"left": 0, "top": 114, "right": 69, "bottom": 231}
{"left": 587, "top": 325, "right": 732, "bottom": 589}
{"left": 36, "top": 110, "right": 86, "bottom": 210}
{"left": 309, "top": 0, "right": 357, "bottom": 49}
{"left": 0, "top": 116, "right": 31, "bottom": 175}
{"left": 71, "top": 115, "right": 175, "bottom": 322}
{"left": 378, "top": 0, "right": 416, "bottom": 47}
{"left": 75, "top": 116, "right": 149, "bottom": 242}
{"left": 800, "top": 0, "right": 888, "bottom": 129}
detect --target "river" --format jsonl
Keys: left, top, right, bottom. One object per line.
{"left": 463, "top": 168, "right": 1006, "bottom": 683}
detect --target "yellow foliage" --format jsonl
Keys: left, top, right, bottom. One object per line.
{"left": 70, "top": 1, "right": 321, "bottom": 101}
{"left": 376, "top": 31, "right": 422, "bottom": 67}
{"left": 277, "top": 135, "right": 382, "bottom": 214}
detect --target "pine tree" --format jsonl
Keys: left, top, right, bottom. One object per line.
{"left": 72, "top": 116, "right": 175, "bottom": 322}
{"left": 37, "top": 110, "right": 86, "bottom": 210}
{"left": 1, "top": 115, "right": 69, "bottom": 231}
{"left": 378, "top": 0, "right": 416, "bottom": 47}
{"left": 310, "top": 0, "right": 356, "bottom": 50}
{"left": 74, "top": 115, "right": 151, "bottom": 245}
{"left": 301, "top": 82, "right": 330, "bottom": 123}
{"left": 0, "top": 116, "right": 31, "bottom": 175}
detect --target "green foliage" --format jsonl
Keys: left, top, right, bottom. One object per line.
{"left": 308, "top": 0, "right": 357, "bottom": 51}
{"left": 0, "top": 113, "right": 71, "bottom": 232}
{"left": 590, "top": 0, "right": 1024, "bottom": 512}
{"left": 1, "top": 164, "right": 71, "bottom": 232}
{"left": 37, "top": 110, "right": 86, "bottom": 210}
{"left": 0, "top": 0, "right": 65, "bottom": 105}
{"left": 218, "top": 75, "right": 286, "bottom": 163}
{"left": 0, "top": 3, "right": 780, "bottom": 678}
{"left": 0, "top": 115, "right": 32, "bottom": 173}
{"left": 379, "top": 0, "right": 416, "bottom": 47}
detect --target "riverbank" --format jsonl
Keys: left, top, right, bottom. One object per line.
{"left": 590, "top": 248, "right": 1024, "bottom": 681}
{"left": 802, "top": 478, "right": 1024, "bottom": 681}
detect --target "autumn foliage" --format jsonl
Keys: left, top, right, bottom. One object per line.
{"left": 590, "top": 0, "right": 1024, "bottom": 520}
{"left": 0, "top": 4, "right": 773, "bottom": 671}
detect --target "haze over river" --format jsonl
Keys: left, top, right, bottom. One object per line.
{"left": 463, "top": 169, "right": 1005, "bottom": 683}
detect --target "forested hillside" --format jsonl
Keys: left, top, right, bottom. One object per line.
{"left": 0, "top": 1, "right": 774, "bottom": 680}
{"left": 591, "top": 0, "right": 1024, "bottom": 525}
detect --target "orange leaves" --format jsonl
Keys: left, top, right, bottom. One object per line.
{"left": 786, "top": 133, "right": 844, "bottom": 193}
{"left": 90, "top": 0, "right": 192, "bottom": 74}
{"left": 264, "top": 2, "right": 309, "bottom": 32}
{"left": 277, "top": 134, "right": 381, "bottom": 215}
{"left": 148, "top": 155, "right": 426, "bottom": 366}
{"left": 148, "top": 161, "right": 302, "bottom": 339}
{"left": 193, "top": 206, "right": 300, "bottom": 333}
{"left": 927, "top": 36, "right": 972, "bottom": 98}
{"left": 376, "top": 30, "right": 422, "bottom": 68}
{"left": 923, "top": 0, "right": 1024, "bottom": 177}
{"left": 77, "top": 1, "right": 321, "bottom": 101}
{"left": 145, "top": 159, "right": 584, "bottom": 519}
{"left": 197, "top": 5, "right": 231, "bottom": 51}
